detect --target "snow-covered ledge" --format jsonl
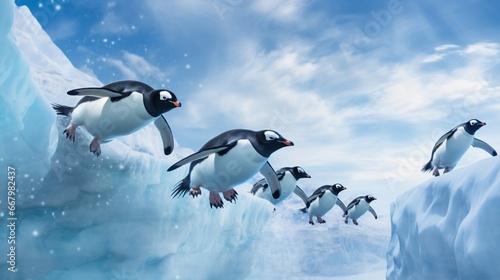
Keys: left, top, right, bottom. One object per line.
{"left": 387, "top": 156, "right": 500, "bottom": 279}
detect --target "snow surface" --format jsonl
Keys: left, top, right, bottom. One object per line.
{"left": 0, "top": 2, "right": 389, "bottom": 279}
{"left": 387, "top": 156, "right": 500, "bottom": 279}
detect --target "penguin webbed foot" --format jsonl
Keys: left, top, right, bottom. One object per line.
{"left": 309, "top": 220, "right": 315, "bottom": 225}
{"left": 317, "top": 217, "right": 326, "bottom": 224}
{"left": 189, "top": 187, "right": 202, "bottom": 198}
{"left": 89, "top": 138, "right": 102, "bottom": 157}
{"left": 63, "top": 124, "right": 76, "bottom": 142}
{"left": 353, "top": 220, "right": 359, "bottom": 226}
{"left": 209, "top": 192, "right": 224, "bottom": 209}
{"left": 223, "top": 189, "right": 238, "bottom": 203}
{"left": 432, "top": 166, "right": 440, "bottom": 177}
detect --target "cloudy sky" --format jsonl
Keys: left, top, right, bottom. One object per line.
{"left": 16, "top": 0, "right": 500, "bottom": 201}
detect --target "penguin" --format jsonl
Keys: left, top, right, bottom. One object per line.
{"left": 422, "top": 119, "right": 497, "bottom": 176}
{"left": 344, "top": 195, "right": 377, "bottom": 225}
{"left": 51, "top": 80, "right": 181, "bottom": 156}
{"left": 300, "top": 184, "right": 347, "bottom": 225}
{"left": 168, "top": 129, "right": 294, "bottom": 209}
{"left": 250, "top": 166, "right": 311, "bottom": 207}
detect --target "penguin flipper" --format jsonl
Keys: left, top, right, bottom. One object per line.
{"left": 154, "top": 115, "right": 174, "bottom": 155}
{"left": 431, "top": 127, "right": 457, "bottom": 155}
{"left": 472, "top": 138, "right": 497, "bottom": 156}
{"left": 293, "top": 186, "right": 310, "bottom": 208}
{"left": 259, "top": 162, "right": 281, "bottom": 199}
{"left": 167, "top": 145, "right": 231, "bottom": 171}
{"left": 67, "top": 87, "right": 130, "bottom": 98}
{"left": 336, "top": 198, "right": 348, "bottom": 213}
{"left": 250, "top": 178, "right": 268, "bottom": 195}
{"left": 368, "top": 206, "right": 378, "bottom": 219}
{"left": 345, "top": 196, "right": 363, "bottom": 211}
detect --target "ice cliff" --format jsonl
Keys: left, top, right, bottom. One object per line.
{"left": 0, "top": 2, "right": 273, "bottom": 279}
{"left": 387, "top": 156, "right": 500, "bottom": 279}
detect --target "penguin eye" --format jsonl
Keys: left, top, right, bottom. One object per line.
{"left": 264, "top": 131, "right": 279, "bottom": 141}
{"left": 159, "top": 91, "right": 172, "bottom": 101}
{"left": 469, "top": 120, "right": 478, "bottom": 126}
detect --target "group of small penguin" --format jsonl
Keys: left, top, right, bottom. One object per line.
{"left": 250, "top": 167, "right": 377, "bottom": 225}
{"left": 52, "top": 80, "right": 497, "bottom": 225}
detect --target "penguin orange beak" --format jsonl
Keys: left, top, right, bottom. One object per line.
{"left": 281, "top": 140, "right": 294, "bottom": 146}
{"left": 341, "top": 186, "right": 346, "bottom": 190}
{"left": 480, "top": 122, "right": 486, "bottom": 126}
{"left": 305, "top": 174, "right": 311, "bottom": 178}
{"left": 171, "top": 101, "right": 181, "bottom": 107}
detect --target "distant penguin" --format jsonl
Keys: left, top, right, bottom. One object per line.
{"left": 168, "top": 129, "right": 294, "bottom": 209}
{"left": 250, "top": 166, "right": 311, "bottom": 207}
{"left": 52, "top": 80, "right": 181, "bottom": 156}
{"left": 344, "top": 195, "right": 377, "bottom": 225}
{"left": 422, "top": 119, "right": 497, "bottom": 176}
{"left": 300, "top": 184, "right": 347, "bottom": 225}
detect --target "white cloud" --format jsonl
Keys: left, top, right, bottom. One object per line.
{"left": 462, "top": 42, "right": 500, "bottom": 56}
{"left": 251, "top": 0, "right": 304, "bottom": 22}
{"left": 422, "top": 53, "right": 445, "bottom": 63}
{"left": 104, "top": 51, "right": 172, "bottom": 85}
{"left": 106, "top": 57, "right": 138, "bottom": 80}
{"left": 435, "top": 44, "right": 459, "bottom": 51}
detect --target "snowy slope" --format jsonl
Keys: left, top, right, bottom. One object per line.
{"left": 0, "top": 2, "right": 390, "bottom": 279}
{"left": 387, "top": 156, "right": 500, "bottom": 279}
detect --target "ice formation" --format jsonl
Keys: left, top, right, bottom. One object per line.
{"left": 387, "top": 156, "right": 500, "bottom": 279}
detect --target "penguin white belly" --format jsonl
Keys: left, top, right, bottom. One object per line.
{"left": 71, "top": 92, "right": 153, "bottom": 141}
{"left": 191, "top": 140, "right": 267, "bottom": 193}
{"left": 256, "top": 172, "right": 296, "bottom": 205}
{"left": 432, "top": 127, "right": 473, "bottom": 168}
{"left": 347, "top": 200, "right": 369, "bottom": 220}
{"left": 310, "top": 192, "right": 337, "bottom": 217}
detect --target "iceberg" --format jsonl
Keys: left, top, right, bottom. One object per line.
{"left": 0, "top": 2, "right": 390, "bottom": 279}
{"left": 1, "top": 3, "right": 273, "bottom": 280}
{"left": 387, "top": 156, "right": 500, "bottom": 279}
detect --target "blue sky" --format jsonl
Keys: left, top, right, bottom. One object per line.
{"left": 15, "top": 0, "right": 500, "bottom": 200}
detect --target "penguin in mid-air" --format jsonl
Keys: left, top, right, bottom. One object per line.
{"left": 422, "top": 119, "right": 497, "bottom": 176}
{"left": 168, "top": 129, "right": 294, "bottom": 209}
{"left": 300, "top": 184, "right": 347, "bottom": 225}
{"left": 250, "top": 166, "right": 311, "bottom": 207}
{"left": 344, "top": 195, "right": 377, "bottom": 225}
{"left": 52, "top": 80, "right": 181, "bottom": 156}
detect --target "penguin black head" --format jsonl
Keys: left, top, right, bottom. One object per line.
{"left": 330, "top": 183, "right": 346, "bottom": 195}
{"left": 365, "top": 195, "right": 377, "bottom": 203}
{"left": 464, "top": 119, "right": 486, "bottom": 135}
{"left": 255, "top": 130, "right": 294, "bottom": 157}
{"left": 149, "top": 89, "right": 181, "bottom": 116}
{"left": 291, "top": 166, "right": 311, "bottom": 180}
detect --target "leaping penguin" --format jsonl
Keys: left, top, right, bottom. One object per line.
{"left": 344, "top": 195, "right": 377, "bottom": 225}
{"left": 52, "top": 80, "right": 181, "bottom": 156}
{"left": 168, "top": 129, "right": 294, "bottom": 209}
{"left": 300, "top": 184, "right": 347, "bottom": 225}
{"left": 422, "top": 119, "right": 496, "bottom": 176}
{"left": 250, "top": 166, "right": 311, "bottom": 207}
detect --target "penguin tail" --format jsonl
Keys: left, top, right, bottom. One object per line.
{"left": 51, "top": 103, "right": 74, "bottom": 116}
{"left": 299, "top": 207, "right": 307, "bottom": 213}
{"left": 171, "top": 175, "right": 191, "bottom": 198}
{"left": 421, "top": 161, "right": 433, "bottom": 173}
